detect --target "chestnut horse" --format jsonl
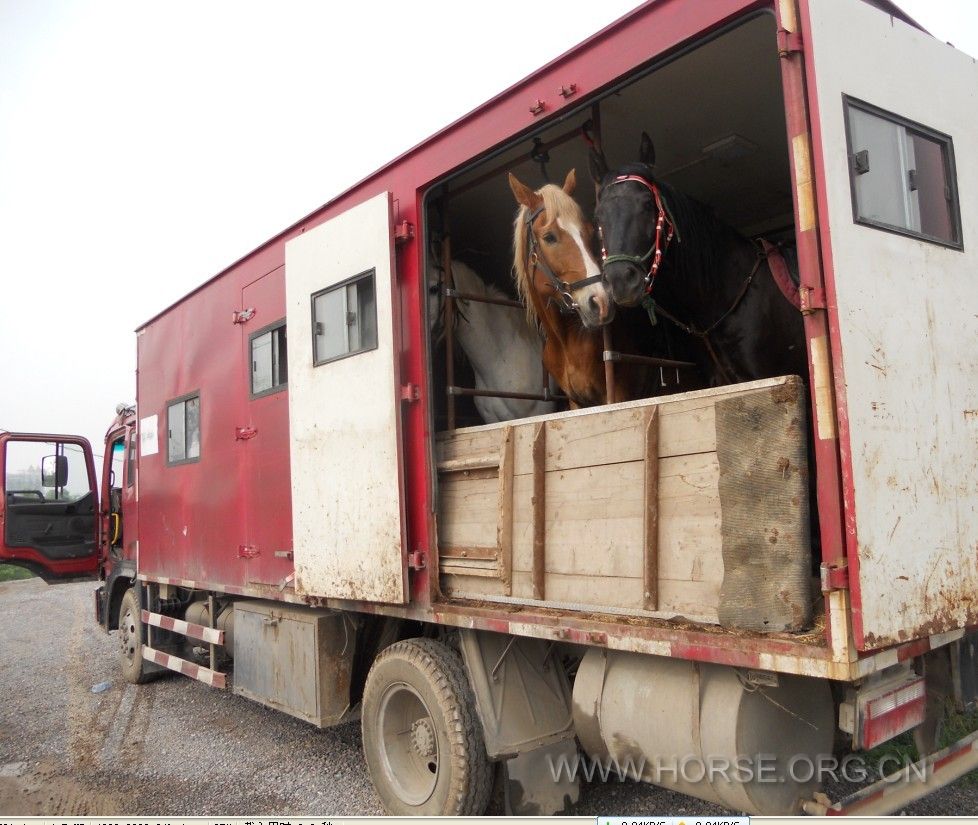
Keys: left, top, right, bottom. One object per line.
{"left": 509, "top": 169, "right": 701, "bottom": 406}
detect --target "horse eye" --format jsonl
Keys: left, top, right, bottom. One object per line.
{"left": 543, "top": 232, "right": 558, "bottom": 245}
{"left": 429, "top": 284, "right": 440, "bottom": 295}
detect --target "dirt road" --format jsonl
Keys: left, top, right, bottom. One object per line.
{"left": 1, "top": 578, "right": 976, "bottom": 816}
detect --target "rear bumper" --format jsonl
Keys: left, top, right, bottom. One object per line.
{"left": 804, "top": 729, "right": 978, "bottom": 815}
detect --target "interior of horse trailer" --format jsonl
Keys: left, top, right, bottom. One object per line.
{"left": 424, "top": 12, "right": 822, "bottom": 637}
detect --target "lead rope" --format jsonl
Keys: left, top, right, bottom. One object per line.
{"left": 643, "top": 247, "right": 768, "bottom": 385}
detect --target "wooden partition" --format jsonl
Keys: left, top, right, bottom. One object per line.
{"left": 435, "top": 376, "right": 812, "bottom": 628}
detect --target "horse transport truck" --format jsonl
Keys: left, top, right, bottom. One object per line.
{"left": 2, "top": 0, "right": 977, "bottom": 815}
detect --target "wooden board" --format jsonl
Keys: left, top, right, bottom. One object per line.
{"left": 435, "top": 377, "right": 805, "bottom": 624}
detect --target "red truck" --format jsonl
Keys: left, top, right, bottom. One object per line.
{"left": 3, "top": 0, "right": 978, "bottom": 815}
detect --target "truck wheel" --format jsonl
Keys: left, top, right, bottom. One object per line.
{"left": 118, "top": 588, "right": 149, "bottom": 684}
{"left": 361, "top": 637, "right": 492, "bottom": 815}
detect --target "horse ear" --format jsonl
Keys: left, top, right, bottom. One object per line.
{"left": 562, "top": 168, "right": 576, "bottom": 195}
{"left": 588, "top": 147, "right": 609, "bottom": 184}
{"left": 639, "top": 132, "right": 656, "bottom": 167}
{"left": 508, "top": 172, "right": 541, "bottom": 209}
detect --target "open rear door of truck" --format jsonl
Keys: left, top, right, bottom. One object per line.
{"left": 804, "top": 0, "right": 978, "bottom": 649}
{"left": 0, "top": 432, "right": 99, "bottom": 582}
{"left": 284, "top": 192, "right": 408, "bottom": 604}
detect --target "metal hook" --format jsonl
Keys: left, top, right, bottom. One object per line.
{"left": 531, "top": 137, "right": 551, "bottom": 183}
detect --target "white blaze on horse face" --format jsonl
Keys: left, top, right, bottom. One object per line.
{"left": 557, "top": 216, "right": 601, "bottom": 280}
{"left": 557, "top": 216, "right": 611, "bottom": 326}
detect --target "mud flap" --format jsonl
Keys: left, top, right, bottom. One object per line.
{"left": 458, "top": 629, "right": 576, "bottom": 754}
{"left": 504, "top": 738, "right": 580, "bottom": 815}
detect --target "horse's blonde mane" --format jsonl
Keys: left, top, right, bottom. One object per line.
{"left": 513, "top": 183, "right": 586, "bottom": 326}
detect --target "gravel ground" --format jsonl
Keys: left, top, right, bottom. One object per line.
{"left": 1, "top": 578, "right": 977, "bottom": 816}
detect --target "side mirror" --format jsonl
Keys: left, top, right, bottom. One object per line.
{"left": 41, "top": 454, "right": 69, "bottom": 488}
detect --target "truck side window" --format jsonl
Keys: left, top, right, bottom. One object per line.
{"left": 312, "top": 270, "right": 378, "bottom": 365}
{"left": 5, "top": 440, "right": 87, "bottom": 504}
{"left": 166, "top": 393, "right": 201, "bottom": 464}
{"left": 250, "top": 321, "right": 288, "bottom": 397}
{"left": 844, "top": 96, "right": 961, "bottom": 248}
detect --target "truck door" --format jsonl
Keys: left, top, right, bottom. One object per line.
{"left": 0, "top": 433, "right": 99, "bottom": 581}
{"left": 239, "top": 266, "right": 293, "bottom": 588}
{"left": 284, "top": 191, "right": 407, "bottom": 603}
{"left": 803, "top": 0, "right": 978, "bottom": 648}
{"left": 103, "top": 427, "right": 138, "bottom": 564}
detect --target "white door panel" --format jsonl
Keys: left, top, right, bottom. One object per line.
{"left": 807, "top": 0, "right": 978, "bottom": 648}
{"left": 285, "top": 192, "right": 406, "bottom": 603}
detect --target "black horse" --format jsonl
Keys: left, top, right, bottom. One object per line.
{"left": 589, "top": 134, "right": 806, "bottom": 386}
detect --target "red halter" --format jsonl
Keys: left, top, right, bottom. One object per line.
{"left": 599, "top": 175, "right": 675, "bottom": 293}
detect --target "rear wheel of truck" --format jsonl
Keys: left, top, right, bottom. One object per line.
{"left": 118, "top": 587, "right": 149, "bottom": 684}
{"left": 361, "top": 637, "right": 492, "bottom": 815}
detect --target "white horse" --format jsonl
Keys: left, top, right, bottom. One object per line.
{"left": 428, "top": 258, "right": 556, "bottom": 423}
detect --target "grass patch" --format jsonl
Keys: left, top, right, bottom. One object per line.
{"left": 866, "top": 701, "right": 978, "bottom": 786}
{"left": 0, "top": 564, "right": 34, "bottom": 582}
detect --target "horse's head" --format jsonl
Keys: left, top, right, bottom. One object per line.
{"left": 509, "top": 169, "right": 613, "bottom": 328}
{"left": 591, "top": 133, "right": 673, "bottom": 308}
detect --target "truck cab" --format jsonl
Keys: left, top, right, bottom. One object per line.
{"left": 0, "top": 406, "right": 138, "bottom": 627}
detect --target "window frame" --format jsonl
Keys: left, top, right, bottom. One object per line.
{"left": 165, "top": 390, "right": 202, "bottom": 467}
{"left": 843, "top": 95, "right": 963, "bottom": 251}
{"left": 310, "top": 268, "right": 379, "bottom": 367}
{"left": 248, "top": 319, "right": 288, "bottom": 400}
{"left": 125, "top": 430, "right": 136, "bottom": 488}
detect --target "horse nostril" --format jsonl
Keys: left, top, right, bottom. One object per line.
{"left": 588, "top": 296, "right": 600, "bottom": 313}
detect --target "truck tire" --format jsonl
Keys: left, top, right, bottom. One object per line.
{"left": 361, "top": 637, "right": 492, "bottom": 815}
{"left": 118, "top": 588, "right": 150, "bottom": 684}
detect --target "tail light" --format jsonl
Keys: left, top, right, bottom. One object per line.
{"left": 840, "top": 670, "right": 926, "bottom": 750}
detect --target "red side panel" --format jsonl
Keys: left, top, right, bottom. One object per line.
{"left": 135, "top": 251, "right": 293, "bottom": 591}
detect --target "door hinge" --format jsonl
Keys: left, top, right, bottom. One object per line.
{"left": 777, "top": 28, "right": 803, "bottom": 57}
{"left": 400, "top": 383, "right": 420, "bottom": 403}
{"left": 800, "top": 285, "right": 827, "bottom": 314}
{"left": 407, "top": 550, "right": 426, "bottom": 570}
{"left": 238, "top": 544, "right": 260, "bottom": 559}
{"left": 235, "top": 426, "right": 258, "bottom": 440}
{"left": 394, "top": 221, "right": 415, "bottom": 245}
{"left": 232, "top": 308, "right": 256, "bottom": 324}
{"left": 820, "top": 559, "right": 849, "bottom": 592}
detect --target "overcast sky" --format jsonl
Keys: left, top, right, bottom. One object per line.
{"left": 1, "top": 0, "right": 976, "bottom": 460}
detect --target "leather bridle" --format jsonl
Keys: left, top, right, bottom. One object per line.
{"left": 525, "top": 205, "right": 604, "bottom": 314}
{"left": 598, "top": 174, "right": 675, "bottom": 294}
